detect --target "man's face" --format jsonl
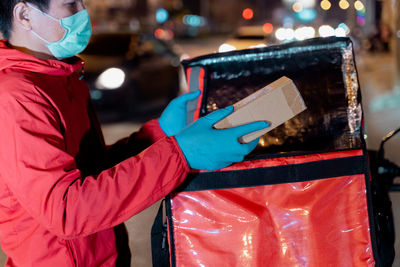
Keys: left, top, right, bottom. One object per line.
{"left": 28, "top": 0, "right": 85, "bottom": 44}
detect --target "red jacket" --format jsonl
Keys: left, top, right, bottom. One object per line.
{"left": 0, "top": 40, "right": 189, "bottom": 266}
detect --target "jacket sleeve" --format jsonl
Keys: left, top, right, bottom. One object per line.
{"left": 0, "top": 93, "right": 190, "bottom": 239}
{"left": 106, "top": 119, "right": 167, "bottom": 167}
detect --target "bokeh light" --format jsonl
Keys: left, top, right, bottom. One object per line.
{"left": 356, "top": 7, "right": 366, "bottom": 26}
{"left": 283, "top": 16, "right": 295, "bottom": 28}
{"left": 155, "top": 8, "right": 168, "bottom": 24}
{"left": 337, "top": 23, "right": 350, "bottom": 35}
{"left": 183, "top": 15, "right": 207, "bottom": 27}
{"left": 263, "top": 23, "right": 274, "bottom": 34}
{"left": 354, "top": 0, "right": 365, "bottom": 11}
{"left": 339, "top": 0, "right": 350, "bottom": 10}
{"left": 96, "top": 68, "right": 125, "bottom": 90}
{"left": 318, "top": 25, "right": 335, "bottom": 37}
{"left": 154, "top": 28, "right": 174, "bottom": 40}
{"left": 154, "top": 28, "right": 165, "bottom": 39}
{"left": 300, "top": 0, "right": 317, "bottom": 8}
{"left": 334, "top": 27, "right": 347, "bottom": 37}
{"left": 242, "top": 8, "right": 254, "bottom": 20}
{"left": 275, "top": 28, "right": 288, "bottom": 41}
{"left": 292, "top": 2, "right": 304, "bottom": 12}
{"left": 275, "top": 28, "right": 295, "bottom": 41}
{"left": 320, "top": 0, "right": 331, "bottom": 10}
{"left": 285, "top": 28, "right": 295, "bottom": 40}
{"left": 294, "top": 26, "right": 315, "bottom": 40}
{"left": 295, "top": 8, "right": 317, "bottom": 22}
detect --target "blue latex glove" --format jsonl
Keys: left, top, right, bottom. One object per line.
{"left": 175, "top": 106, "right": 270, "bottom": 171}
{"left": 159, "top": 90, "right": 201, "bottom": 136}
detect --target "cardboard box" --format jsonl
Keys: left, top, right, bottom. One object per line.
{"left": 213, "top": 76, "right": 307, "bottom": 143}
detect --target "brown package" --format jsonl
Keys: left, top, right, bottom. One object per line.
{"left": 213, "top": 76, "right": 307, "bottom": 143}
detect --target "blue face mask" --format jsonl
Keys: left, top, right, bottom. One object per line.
{"left": 27, "top": 3, "right": 92, "bottom": 60}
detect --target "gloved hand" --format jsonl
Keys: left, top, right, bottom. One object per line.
{"left": 175, "top": 106, "right": 270, "bottom": 171}
{"left": 159, "top": 90, "right": 201, "bottom": 136}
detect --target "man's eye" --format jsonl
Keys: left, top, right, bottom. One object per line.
{"left": 65, "top": 1, "right": 78, "bottom": 12}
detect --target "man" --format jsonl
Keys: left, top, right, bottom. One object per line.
{"left": 0, "top": 0, "right": 269, "bottom": 266}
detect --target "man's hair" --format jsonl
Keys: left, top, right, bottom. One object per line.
{"left": 0, "top": 0, "right": 50, "bottom": 39}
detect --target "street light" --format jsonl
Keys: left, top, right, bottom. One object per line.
{"left": 320, "top": 0, "right": 331, "bottom": 11}
{"left": 275, "top": 28, "right": 287, "bottom": 41}
{"left": 356, "top": 7, "right": 366, "bottom": 26}
{"left": 263, "top": 23, "right": 274, "bottom": 34}
{"left": 155, "top": 9, "right": 168, "bottom": 24}
{"left": 334, "top": 27, "right": 347, "bottom": 37}
{"left": 285, "top": 28, "right": 295, "bottom": 40}
{"left": 275, "top": 28, "right": 295, "bottom": 41}
{"left": 339, "top": 0, "right": 350, "bottom": 10}
{"left": 292, "top": 2, "right": 304, "bottom": 12}
{"left": 294, "top": 26, "right": 315, "bottom": 40}
{"left": 354, "top": 0, "right": 365, "bottom": 11}
{"left": 338, "top": 23, "right": 350, "bottom": 35}
{"left": 318, "top": 25, "right": 335, "bottom": 37}
{"left": 295, "top": 8, "right": 317, "bottom": 22}
{"left": 242, "top": 8, "right": 254, "bottom": 20}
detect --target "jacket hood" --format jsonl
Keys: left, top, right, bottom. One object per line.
{"left": 0, "top": 40, "right": 84, "bottom": 76}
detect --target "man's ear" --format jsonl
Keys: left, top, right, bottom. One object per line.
{"left": 13, "top": 2, "right": 32, "bottom": 31}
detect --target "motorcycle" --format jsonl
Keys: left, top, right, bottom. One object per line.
{"left": 368, "top": 126, "right": 400, "bottom": 266}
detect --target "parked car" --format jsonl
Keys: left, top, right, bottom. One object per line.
{"left": 79, "top": 32, "right": 182, "bottom": 121}
{"left": 218, "top": 25, "right": 274, "bottom": 53}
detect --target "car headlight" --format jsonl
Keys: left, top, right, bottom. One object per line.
{"left": 95, "top": 68, "right": 126, "bottom": 90}
{"left": 218, "top": 43, "right": 236, "bottom": 53}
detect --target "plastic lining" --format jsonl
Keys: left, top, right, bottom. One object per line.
{"left": 182, "top": 37, "right": 363, "bottom": 156}
{"left": 170, "top": 174, "right": 374, "bottom": 267}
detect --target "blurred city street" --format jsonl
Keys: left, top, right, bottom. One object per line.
{"left": 357, "top": 51, "right": 400, "bottom": 267}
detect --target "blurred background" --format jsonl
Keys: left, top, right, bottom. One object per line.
{"left": 74, "top": 0, "right": 400, "bottom": 123}
{"left": 1, "top": 0, "right": 400, "bottom": 266}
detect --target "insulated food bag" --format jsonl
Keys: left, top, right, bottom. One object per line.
{"left": 151, "top": 37, "right": 394, "bottom": 267}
